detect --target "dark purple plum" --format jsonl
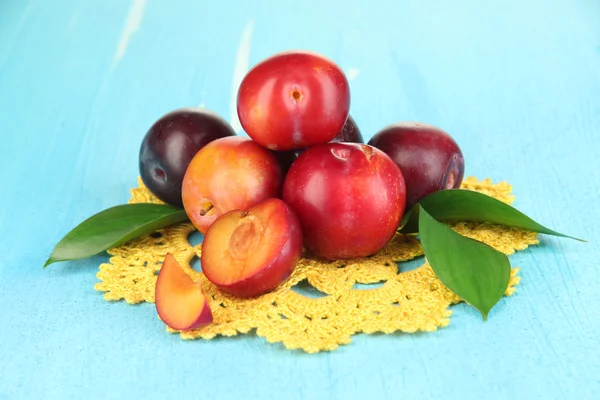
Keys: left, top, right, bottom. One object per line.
{"left": 368, "top": 122, "right": 464, "bottom": 210}
{"left": 271, "top": 149, "right": 302, "bottom": 177}
{"left": 139, "top": 108, "right": 235, "bottom": 207}
{"left": 272, "top": 115, "right": 363, "bottom": 174}
{"left": 330, "top": 115, "right": 363, "bottom": 143}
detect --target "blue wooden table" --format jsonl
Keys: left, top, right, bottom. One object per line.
{"left": 1, "top": 0, "right": 599, "bottom": 398}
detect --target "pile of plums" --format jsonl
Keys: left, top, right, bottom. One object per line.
{"left": 142, "top": 50, "right": 464, "bottom": 330}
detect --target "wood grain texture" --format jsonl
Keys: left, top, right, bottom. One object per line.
{"left": 1, "top": 0, "right": 599, "bottom": 398}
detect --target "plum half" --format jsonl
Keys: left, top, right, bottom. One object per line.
{"left": 201, "top": 198, "right": 303, "bottom": 298}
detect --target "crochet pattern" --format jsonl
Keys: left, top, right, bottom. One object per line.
{"left": 95, "top": 177, "right": 538, "bottom": 353}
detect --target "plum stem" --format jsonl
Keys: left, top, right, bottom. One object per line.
{"left": 199, "top": 204, "right": 214, "bottom": 216}
{"left": 290, "top": 89, "right": 303, "bottom": 103}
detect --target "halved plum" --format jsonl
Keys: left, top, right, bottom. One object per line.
{"left": 201, "top": 198, "right": 303, "bottom": 298}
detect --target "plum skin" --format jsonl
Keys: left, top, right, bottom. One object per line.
{"left": 237, "top": 50, "right": 351, "bottom": 150}
{"left": 282, "top": 143, "right": 406, "bottom": 260}
{"left": 139, "top": 108, "right": 235, "bottom": 207}
{"left": 368, "top": 122, "right": 465, "bottom": 210}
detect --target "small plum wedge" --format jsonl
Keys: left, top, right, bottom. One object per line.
{"left": 201, "top": 198, "right": 303, "bottom": 298}
{"left": 155, "top": 253, "right": 213, "bottom": 331}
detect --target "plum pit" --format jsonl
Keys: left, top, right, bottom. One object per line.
{"left": 228, "top": 215, "right": 264, "bottom": 260}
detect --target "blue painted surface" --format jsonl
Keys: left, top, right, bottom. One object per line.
{"left": 1, "top": 0, "right": 599, "bottom": 398}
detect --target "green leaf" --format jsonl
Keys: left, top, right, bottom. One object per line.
{"left": 418, "top": 206, "right": 511, "bottom": 320}
{"left": 399, "top": 207, "right": 419, "bottom": 234}
{"left": 400, "top": 189, "right": 584, "bottom": 241}
{"left": 44, "top": 204, "right": 189, "bottom": 268}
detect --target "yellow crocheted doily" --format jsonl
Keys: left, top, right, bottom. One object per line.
{"left": 94, "top": 177, "right": 539, "bottom": 353}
